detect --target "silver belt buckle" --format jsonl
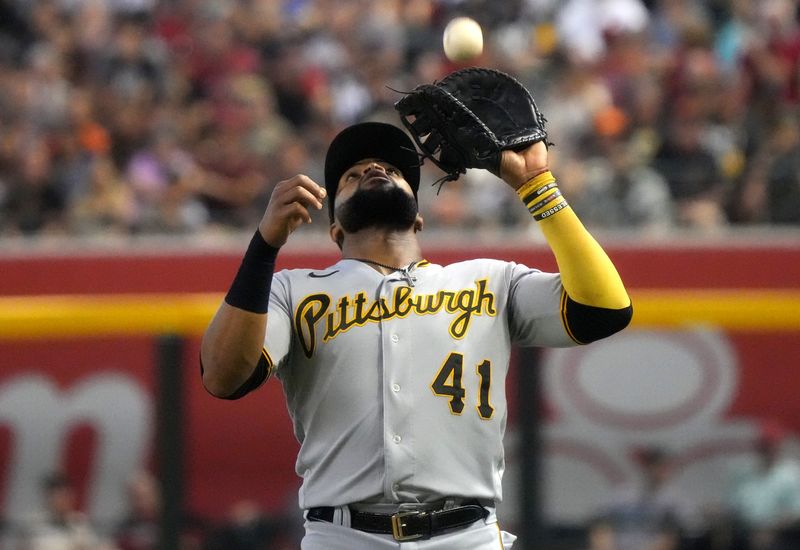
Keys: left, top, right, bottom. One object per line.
{"left": 391, "top": 510, "right": 425, "bottom": 541}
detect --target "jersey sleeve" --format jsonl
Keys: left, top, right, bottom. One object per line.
{"left": 264, "top": 271, "right": 293, "bottom": 370}
{"left": 506, "top": 262, "right": 575, "bottom": 348}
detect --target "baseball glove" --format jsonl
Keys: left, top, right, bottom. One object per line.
{"left": 394, "top": 67, "right": 549, "bottom": 184}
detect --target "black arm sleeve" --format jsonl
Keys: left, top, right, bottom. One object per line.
{"left": 563, "top": 294, "right": 632, "bottom": 344}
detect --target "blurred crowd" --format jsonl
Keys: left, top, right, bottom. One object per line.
{"left": 9, "top": 470, "right": 303, "bottom": 550}
{"left": 6, "top": 419, "right": 800, "bottom": 550}
{"left": 1, "top": 0, "right": 800, "bottom": 241}
{"left": 582, "top": 420, "right": 800, "bottom": 550}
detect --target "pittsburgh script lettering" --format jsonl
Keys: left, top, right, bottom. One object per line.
{"left": 294, "top": 279, "right": 496, "bottom": 357}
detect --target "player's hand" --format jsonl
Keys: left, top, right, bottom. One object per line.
{"left": 499, "top": 141, "right": 549, "bottom": 190}
{"left": 258, "top": 175, "right": 327, "bottom": 247}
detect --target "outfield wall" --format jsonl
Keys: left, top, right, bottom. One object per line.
{"left": 0, "top": 239, "right": 798, "bottom": 528}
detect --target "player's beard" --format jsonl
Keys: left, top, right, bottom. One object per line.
{"left": 336, "top": 183, "right": 418, "bottom": 234}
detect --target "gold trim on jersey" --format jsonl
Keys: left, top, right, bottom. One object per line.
{"left": 560, "top": 289, "right": 583, "bottom": 345}
{"left": 294, "top": 279, "right": 496, "bottom": 357}
{"left": 261, "top": 347, "right": 275, "bottom": 378}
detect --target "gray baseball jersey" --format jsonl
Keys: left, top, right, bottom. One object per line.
{"left": 263, "top": 258, "right": 575, "bottom": 510}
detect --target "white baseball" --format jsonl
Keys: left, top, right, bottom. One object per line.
{"left": 443, "top": 17, "right": 483, "bottom": 62}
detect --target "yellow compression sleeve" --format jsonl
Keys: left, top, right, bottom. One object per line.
{"left": 518, "top": 172, "right": 630, "bottom": 309}
{"left": 539, "top": 209, "right": 630, "bottom": 308}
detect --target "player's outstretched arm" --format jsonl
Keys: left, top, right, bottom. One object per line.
{"left": 500, "top": 143, "right": 631, "bottom": 341}
{"left": 201, "top": 175, "right": 326, "bottom": 398}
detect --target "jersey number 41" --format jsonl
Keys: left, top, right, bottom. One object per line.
{"left": 431, "top": 352, "right": 494, "bottom": 419}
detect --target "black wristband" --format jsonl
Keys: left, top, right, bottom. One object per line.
{"left": 224, "top": 231, "right": 279, "bottom": 314}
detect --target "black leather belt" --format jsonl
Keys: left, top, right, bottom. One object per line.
{"left": 307, "top": 501, "right": 489, "bottom": 541}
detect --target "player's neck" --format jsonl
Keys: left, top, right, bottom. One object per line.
{"left": 341, "top": 229, "right": 423, "bottom": 273}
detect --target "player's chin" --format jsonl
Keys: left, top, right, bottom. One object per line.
{"left": 337, "top": 184, "right": 418, "bottom": 233}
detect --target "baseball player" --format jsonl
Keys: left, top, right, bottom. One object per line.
{"left": 201, "top": 121, "right": 632, "bottom": 549}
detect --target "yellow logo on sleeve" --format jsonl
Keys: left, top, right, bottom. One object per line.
{"left": 294, "top": 279, "right": 496, "bottom": 357}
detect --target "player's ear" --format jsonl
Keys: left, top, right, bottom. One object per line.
{"left": 414, "top": 214, "right": 424, "bottom": 233}
{"left": 329, "top": 223, "right": 344, "bottom": 250}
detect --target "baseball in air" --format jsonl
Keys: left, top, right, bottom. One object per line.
{"left": 443, "top": 17, "right": 483, "bottom": 62}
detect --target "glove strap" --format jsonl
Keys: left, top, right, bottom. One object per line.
{"left": 516, "top": 171, "right": 570, "bottom": 221}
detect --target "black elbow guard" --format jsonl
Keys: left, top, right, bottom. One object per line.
{"left": 201, "top": 350, "right": 273, "bottom": 400}
{"left": 563, "top": 294, "right": 632, "bottom": 344}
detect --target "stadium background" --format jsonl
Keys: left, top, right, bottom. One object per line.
{"left": 1, "top": 0, "right": 800, "bottom": 549}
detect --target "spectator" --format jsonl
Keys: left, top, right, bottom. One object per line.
{"left": 588, "top": 447, "right": 706, "bottom": 550}
{"left": 726, "top": 420, "right": 800, "bottom": 550}
{"left": 125, "top": 128, "right": 208, "bottom": 233}
{"left": 201, "top": 500, "right": 297, "bottom": 550}
{"left": 732, "top": 112, "right": 800, "bottom": 225}
{"left": 22, "top": 472, "right": 110, "bottom": 550}
{"left": 714, "top": 0, "right": 759, "bottom": 76}
{"left": 555, "top": 0, "right": 650, "bottom": 64}
{"left": 1, "top": 137, "right": 67, "bottom": 235}
{"left": 97, "top": 14, "right": 166, "bottom": 104}
{"left": 585, "top": 517, "right": 616, "bottom": 550}
{"left": 749, "top": 0, "right": 800, "bottom": 105}
{"left": 652, "top": 115, "right": 728, "bottom": 230}
{"left": 114, "top": 471, "right": 160, "bottom": 550}
{"left": 70, "top": 153, "right": 137, "bottom": 234}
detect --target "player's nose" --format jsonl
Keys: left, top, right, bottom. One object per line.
{"left": 363, "top": 163, "right": 387, "bottom": 176}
